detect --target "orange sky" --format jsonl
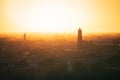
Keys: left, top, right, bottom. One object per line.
{"left": 0, "top": 0, "right": 120, "bottom": 33}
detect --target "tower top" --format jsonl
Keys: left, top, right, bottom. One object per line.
{"left": 78, "top": 27, "right": 82, "bottom": 31}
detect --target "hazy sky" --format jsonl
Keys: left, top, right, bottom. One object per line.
{"left": 0, "top": 0, "right": 120, "bottom": 33}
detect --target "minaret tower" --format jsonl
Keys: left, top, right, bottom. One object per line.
{"left": 77, "top": 28, "right": 82, "bottom": 48}
{"left": 24, "top": 33, "right": 26, "bottom": 40}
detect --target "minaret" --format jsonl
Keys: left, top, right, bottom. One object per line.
{"left": 77, "top": 28, "right": 82, "bottom": 48}
{"left": 24, "top": 33, "right": 26, "bottom": 40}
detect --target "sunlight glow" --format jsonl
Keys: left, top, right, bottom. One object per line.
{"left": 4, "top": 0, "right": 89, "bottom": 33}
{"left": 1, "top": 0, "right": 120, "bottom": 33}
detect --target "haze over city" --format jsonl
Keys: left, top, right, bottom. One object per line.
{"left": 0, "top": 0, "right": 120, "bottom": 80}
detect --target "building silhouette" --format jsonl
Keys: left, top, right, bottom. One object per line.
{"left": 24, "top": 33, "right": 26, "bottom": 40}
{"left": 77, "top": 28, "right": 82, "bottom": 48}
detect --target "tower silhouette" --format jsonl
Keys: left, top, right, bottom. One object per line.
{"left": 77, "top": 28, "right": 82, "bottom": 48}
{"left": 24, "top": 33, "right": 26, "bottom": 40}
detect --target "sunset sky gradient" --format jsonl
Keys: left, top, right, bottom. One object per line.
{"left": 0, "top": 0, "right": 120, "bottom": 33}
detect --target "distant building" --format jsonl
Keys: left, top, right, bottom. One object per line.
{"left": 77, "top": 28, "right": 82, "bottom": 48}
{"left": 24, "top": 33, "right": 26, "bottom": 40}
